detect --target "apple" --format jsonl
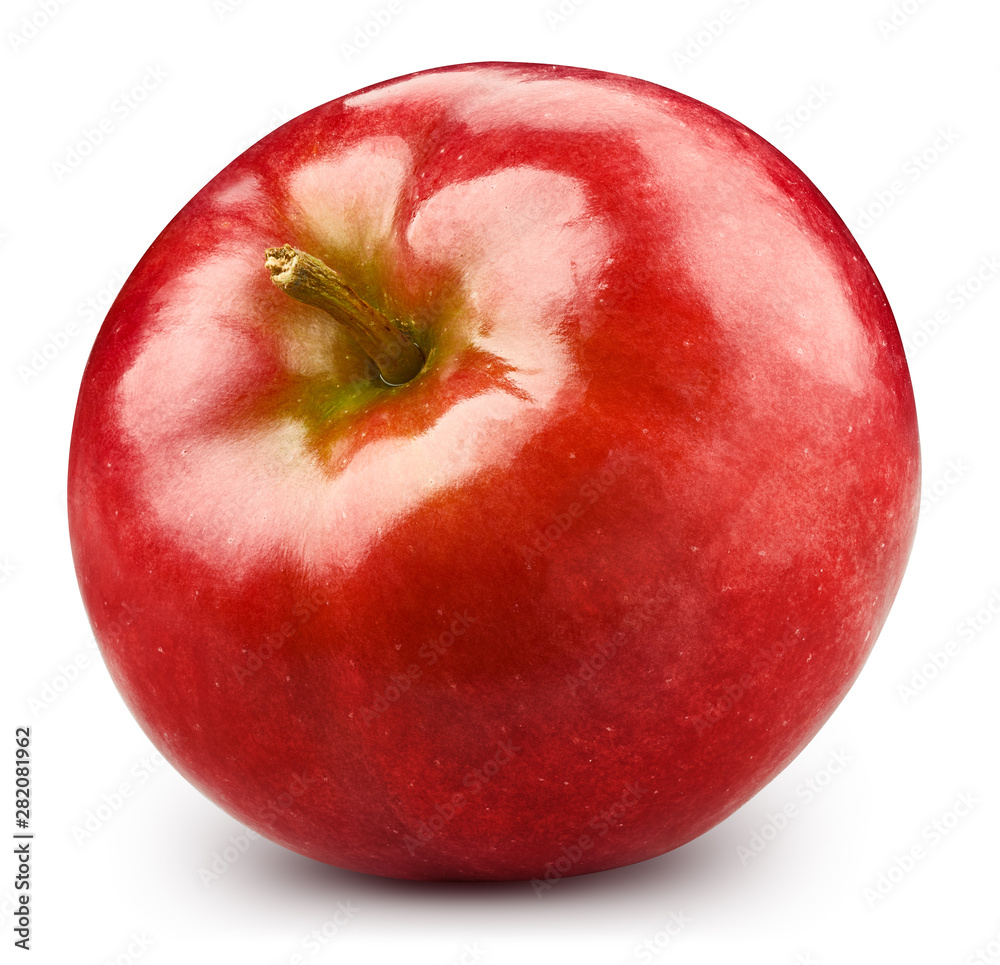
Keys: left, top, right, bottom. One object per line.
{"left": 68, "top": 62, "right": 920, "bottom": 882}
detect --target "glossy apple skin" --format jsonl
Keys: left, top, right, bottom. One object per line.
{"left": 68, "top": 63, "right": 919, "bottom": 881}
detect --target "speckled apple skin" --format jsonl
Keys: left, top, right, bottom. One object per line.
{"left": 68, "top": 62, "right": 919, "bottom": 881}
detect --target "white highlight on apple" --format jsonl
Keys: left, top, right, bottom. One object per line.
{"left": 121, "top": 141, "right": 609, "bottom": 578}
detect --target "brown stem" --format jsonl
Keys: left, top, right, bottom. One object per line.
{"left": 265, "top": 244, "right": 424, "bottom": 385}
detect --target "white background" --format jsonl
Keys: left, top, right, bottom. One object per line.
{"left": 2, "top": 0, "right": 998, "bottom": 962}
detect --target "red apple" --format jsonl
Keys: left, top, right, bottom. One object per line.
{"left": 68, "top": 62, "right": 920, "bottom": 883}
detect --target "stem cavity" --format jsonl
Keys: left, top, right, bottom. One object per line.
{"left": 265, "top": 244, "right": 424, "bottom": 386}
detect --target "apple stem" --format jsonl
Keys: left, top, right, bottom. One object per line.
{"left": 264, "top": 244, "right": 425, "bottom": 385}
